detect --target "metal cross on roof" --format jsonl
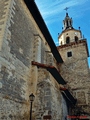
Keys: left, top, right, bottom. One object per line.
{"left": 64, "top": 7, "right": 69, "bottom": 11}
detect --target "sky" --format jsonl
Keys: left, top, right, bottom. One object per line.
{"left": 35, "top": 0, "right": 90, "bottom": 67}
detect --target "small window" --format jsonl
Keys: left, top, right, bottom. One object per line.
{"left": 61, "top": 41, "right": 62, "bottom": 45}
{"left": 75, "top": 36, "right": 78, "bottom": 43}
{"left": 66, "top": 37, "right": 70, "bottom": 44}
{"left": 66, "top": 20, "right": 69, "bottom": 26}
{"left": 67, "top": 51, "right": 72, "bottom": 57}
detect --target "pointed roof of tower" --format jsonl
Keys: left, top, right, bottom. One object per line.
{"left": 63, "top": 12, "right": 73, "bottom": 30}
{"left": 60, "top": 12, "right": 81, "bottom": 34}
{"left": 58, "top": 12, "right": 82, "bottom": 41}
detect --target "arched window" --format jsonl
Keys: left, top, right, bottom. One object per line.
{"left": 60, "top": 41, "right": 62, "bottom": 45}
{"left": 70, "top": 21, "right": 71, "bottom": 26}
{"left": 66, "top": 37, "right": 70, "bottom": 44}
{"left": 66, "top": 20, "right": 68, "bottom": 27}
{"left": 75, "top": 36, "right": 78, "bottom": 43}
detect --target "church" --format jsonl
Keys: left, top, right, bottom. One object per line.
{"left": 0, "top": 0, "right": 90, "bottom": 119}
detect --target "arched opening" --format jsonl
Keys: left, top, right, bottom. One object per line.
{"left": 75, "top": 36, "right": 78, "bottom": 43}
{"left": 61, "top": 41, "right": 62, "bottom": 45}
{"left": 66, "top": 20, "right": 69, "bottom": 27}
{"left": 70, "top": 21, "right": 71, "bottom": 26}
{"left": 66, "top": 37, "right": 70, "bottom": 44}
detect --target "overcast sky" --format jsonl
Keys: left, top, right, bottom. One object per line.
{"left": 35, "top": 0, "right": 90, "bottom": 67}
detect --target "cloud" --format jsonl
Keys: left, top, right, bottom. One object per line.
{"left": 35, "top": 0, "right": 90, "bottom": 25}
{"left": 35, "top": 0, "right": 87, "bottom": 17}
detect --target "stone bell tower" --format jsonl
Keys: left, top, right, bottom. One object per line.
{"left": 58, "top": 12, "right": 82, "bottom": 45}
{"left": 58, "top": 12, "right": 90, "bottom": 115}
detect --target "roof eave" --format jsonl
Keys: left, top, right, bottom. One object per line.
{"left": 24, "top": 0, "right": 63, "bottom": 63}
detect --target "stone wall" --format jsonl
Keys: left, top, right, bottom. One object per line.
{"left": 58, "top": 41, "right": 90, "bottom": 113}
{"left": 0, "top": 0, "right": 68, "bottom": 119}
{"left": 58, "top": 42, "right": 89, "bottom": 86}
{"left": 34, "top": 68, "right": 67, "bottom": 120}
{"left": 0, "top": 0, "right": 11, "bottom": 50}
{"left": 0, "top": 0, "right": 53, "bottom": 119}
{"left": 0, "top": 0, "right": 35, "bottom": 119}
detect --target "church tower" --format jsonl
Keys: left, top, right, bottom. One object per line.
{"left": 58, "top": 12, "right": 90, "bottom": 114}
{"left": 58, "top": 12, "right": 82, "bottom": 45}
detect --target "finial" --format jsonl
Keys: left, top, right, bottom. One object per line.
{"left": 79, "top": 27, "right": 80, "bottom": 30}
{"left": 64, "top": 7, "right": 69, "bottom": 12}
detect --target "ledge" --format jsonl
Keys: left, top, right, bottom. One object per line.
{"left": 32, "top": 61, "right": 66, "bottom": 85}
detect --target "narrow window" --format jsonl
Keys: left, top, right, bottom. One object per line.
{"left": 67, "top": 51, "right": 72, "bottom": 57}
{"left": 61, "top": 41, "right": 62, "bottom": 45}
{"left": 66, "top": 20, "right": 68, "bottom": 27}
{"left": 75, "top": 36, "right": 78, "bottom": 43}
{"left": 66, "top": 37, "right": 70, "bottom": 44}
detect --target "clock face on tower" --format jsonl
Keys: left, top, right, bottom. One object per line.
{"left": 75, "top": 32, "right": 77, "bottom": 35}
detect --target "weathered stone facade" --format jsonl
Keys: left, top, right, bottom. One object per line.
{"left": 58, "top": 41, "right": 90, "bottom": 113}
{"left": 0, "top": 0, "right": 90, "bottom": 120}
{"left": 58, "top": 12, "right": 90, "bottom": 116}
{"left": 0, "top": 0, "right": 68, "bottom": 120}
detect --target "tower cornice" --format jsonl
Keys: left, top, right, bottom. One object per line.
{"left": 57, "top": 39, "right": 89, "bottom": 57}
{"left": 58, "top": 28, "right": 81, "bottom": 39}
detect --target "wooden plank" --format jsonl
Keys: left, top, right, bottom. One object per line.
{"left": 43, "top": 115, "right": 51, "bottom": 119}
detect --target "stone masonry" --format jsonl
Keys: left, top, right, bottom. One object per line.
{"left": 0, "top": 0, "right": 68, "bottom": 120}
{"left": 58, "top": 41, "right": 90, "bottom": 113}
{"left": 58, "top": 12, "right": 90, "bottom": 114}
{"left": 0, "top": 0, "right": 90, "bottom": 119}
